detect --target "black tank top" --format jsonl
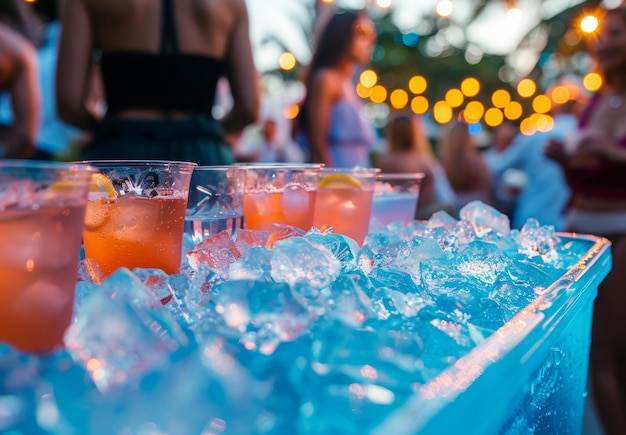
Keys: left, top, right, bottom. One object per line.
{"left": 100, "top": 0, "right": 225, "bottom": 118}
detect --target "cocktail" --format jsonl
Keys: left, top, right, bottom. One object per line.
{"left": 0, "top": 160, "right": 96, "bottom": 352}
{"left": 185, "top": 166, "right": 244, "bottom": 244}
{"left": 312, "top": 167, "right": 378, "bottom": 245}
{"left": 370, "top": 172, "right": 424, "bottom": 226}
{"left": 82, "top": 160, "right": 196, "bottom": 276}
{"left": 241, "top": 164, "right": 322, "bottom": 231}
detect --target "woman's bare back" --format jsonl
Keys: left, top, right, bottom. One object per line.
{"left": 85, "top": 0, "right": 243, "bottom": 58}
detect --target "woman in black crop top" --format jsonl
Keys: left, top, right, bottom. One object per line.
{"left": 56, "top": 0, "right": 259, "bottom": 165}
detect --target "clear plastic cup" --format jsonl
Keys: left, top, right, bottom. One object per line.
{"left": 239, "top": 163, "right": 323, "bottom": 231}
{"left": 370, "top": 172, "right": 424, "bottom": 227}
{"left": 81, "top": 160, "right": 196, "bottom": 277}
{"left": 313, "top": 167, "right": 379, "bottom": 246}
{"left": 0, "top": 160, "right": 96, "bottom": 352}
{"left": 185, "top": 166, "right": 245, "bottom": 244}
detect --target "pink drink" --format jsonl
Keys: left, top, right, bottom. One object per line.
{"left": 244, "top": 188, "right": 316, "bottom": 231}
{"left": 0, "top": 162, "right": 94, "bottom": 353}
{"left": 312, "top": 168, "right": 378, "bottom": 246}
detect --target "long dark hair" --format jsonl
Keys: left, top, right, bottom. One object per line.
{"left": 298, "top": 10, "right": 363, "bottom": 135}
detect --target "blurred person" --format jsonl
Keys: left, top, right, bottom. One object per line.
{"left": 439, "top": 120, "right": 493, "bottom": 212}
{"left": 0, "top": 0, "right": 81, "bottom": 161}
{"left": 0, "top": 20, "right": 39, "bottom": 159}
{"left": 545, "top": 7, "right": 626, "bottom": 434}
{"left": 483, "top": 120, "right": 520, "bottom": 220}
{"left": 375, "top": 114, "right": 456, "bottom": 219}
{"left": 56, "top": 0, "right": 259, "bottom": 165}
{"left": 486, "top": 82, "right": 584, "bottom": 231}
{"left": 297, "top": 10, "right": 377, "bottom": 167}
{"left": 256, "top": 118, "right": 305, "bottom": 163}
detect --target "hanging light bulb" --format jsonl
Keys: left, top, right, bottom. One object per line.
{"left": 436, "top": 0, "right": 453, "bottom": 18}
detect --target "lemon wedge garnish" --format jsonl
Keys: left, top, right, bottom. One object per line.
{"left": 48, "top": 180, "right": 82, "bottom": 192}
{"left": 89, "top": 173, "right": 117, "bottom": 198}
{"left": 318, "top": 173, "right": 362, "bottom": 189}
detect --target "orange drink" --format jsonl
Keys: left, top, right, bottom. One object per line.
{"left": 81, "top": 160, "right": 195, "bottom": 276}
{"left": 313, "top": 167, "right": 378, "bottom": 246}
{"left": 0, "top": 161, "right": 95, "bottom": 353}
{"left": 241, "top": 164, "right": 322, "bottom": 231}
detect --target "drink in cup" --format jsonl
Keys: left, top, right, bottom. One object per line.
{"left": 185, "top": 166, "right": 245, "bottom": 244}
{"left": 241, "top": 164, "right": 322, "bottom": 231}
{"left": 0, "top": 161, "right": 96, "bottom": 352}
{"left": 370, "top": 172, "right": 424, "bottom": 226}
{"left": 82, "top": 160, "right": 195, "bottom": 277}
{"left": 312, "top": 167, "right": 378, "bottom": 246}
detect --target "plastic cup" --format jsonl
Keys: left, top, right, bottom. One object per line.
{"left": 0, "top": 160, "right": 96, "bottom": 353}
{"left": 240, "top": 163, "right": 323, "bottom": 231}
{"left": 81, "top": 160, "right": 196, "bottom": 277}
{"left": 312, "top": 167, "right": 378, "bottom": 246}
{"left": 370, "top": 172, "right": 424, "bottom": 227}
{"left": 185, "top": 166, "right": 245, "bottom": 244}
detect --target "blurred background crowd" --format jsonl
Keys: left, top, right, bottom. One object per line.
{"left": 1, "top": 0, "right": 626, "bottom": 433}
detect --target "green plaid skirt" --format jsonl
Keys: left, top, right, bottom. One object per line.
{"left": 82, "top": 117, "right": 234, "bottom": 166}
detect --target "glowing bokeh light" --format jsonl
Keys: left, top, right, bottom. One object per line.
{"left": 461, "top": 77, "right": 480, "bottom": 97}
{"left": 580, "top": 15, "right": 599, "bottom": 33}
{"left": 463, "top": 101, "right": 485, "bottom": 123}
{"left": 517, "top": 78, "right": 536, "bottom": 98}
{"left": 284, "top": 104, "right": 299, "bottom": 120}
{"left": 504, "top": 101, "right": 523, "bottom": 120}
{"left": 484, "top": 108, "right": 504, "bottom": 127}
{"left": 360, "top": 69, "right": 378, "bottom": 88}
{"left": 370, "top": 85, "right": 388, "bottom": 104}
{"left": 491, "top": 89, "right": 511, "bottom": 108}
{"left": 408, "top": 75, "right": 427, "bottom": 94}
{"left": 390, "top": 89, "right": 409, "bottom": 109}
{"left": 583, "top": 72, "right": 602, "bottom": 92}
{"left": 550, "top": 86, "right": 571, "bottom": 104}
{"left": 376, "top": 0, "right": 392, "bottom": 8}
{"left": 532, "top": 95, "right": 552, "bottom": 114}
{"left": 433, "top": 101, "right": 453, "bottom": 124}
{"left": 356, "top": 83, "right": 373, "bottom": 99}
{"left": 445, "top": 89, "right": 464, "bottom": 108}
{"left": 278, "top": 52, "right": 296, "bottom": 71}
{"left": 436, "top": 0, "right": 453, "bottom": 18}
{"left": 410, "top": 96, "right": 429, "bottom": 115}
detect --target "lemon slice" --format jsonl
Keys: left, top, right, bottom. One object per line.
{"left": 48, "top": 180, "right": 82, "bottom": 192}
{"left": 89, "top": 173, "right": 117, "bottom": 198}
{"left": 318, "top": 173, "right": 362, "bottom": 189}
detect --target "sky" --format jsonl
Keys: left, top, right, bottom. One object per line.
{"left": 247, "top": 0, "right": 621, "bottom": 73}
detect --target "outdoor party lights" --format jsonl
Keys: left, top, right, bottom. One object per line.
{"left": 369, "top": 85, "right": 387, "bottom": 103}
{"left": 433, "top": 101, "right": 453, "bottom": 124}
{"left": 356, "top": 83, "right": 373, "bottom": 98}
{"left": 461, "top": 77, "right": 480, "bottom": 97}
{"left": 463, "top": 101, "right": 485, "bottom": 123}
{"left": 517, "top": 78, "right": 536, "bottom": 98}
{"left": 492, "top": 89, "right": 512, "bottom": 108}
{"left": 484, "top": 107, "right": 504, "bottom": 127}
{"left": 580, "top": 14, "right": 599, "bottom": 33}
{"left": 445, "top": 89, "right": 464, "bottom": 108}
{"left": 583, "top": 72, "right": 602, "bottom": 92}
{"left": 376, "top": 0, "right": 392, "bottom": 9}
{"left": 360, "top": 69, "right": 378, "bottom": 88}
{"left": 279, "top": 52, "right": 296, "bottom": 71}
{"left": 504, "top": 101, "right": 523, "bottom": 120}
{"left": 550, "top": 85, "right": 571, "bottom": 104}
{"left": 532, "top": 94, "right": 552, "bottom": 114}
{"left": 436, "top": 0, "right": 453, "bottom": 18}
{"left": 284, "top": 105, "right": 299, "bottom": 119}
{"left": 408, "top": 75, "right": 427, "bottom": 94}
{"left": 410, "top": 96, "right": 429, "bottom": 115}
{"left": 390, "top": 89, "right": 409, "bottom": 109}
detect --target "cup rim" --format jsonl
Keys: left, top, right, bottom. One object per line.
{"left": 76, "top": 159, "right": 198, "bottom": 168}
{"left": 0, "top": 159, "right": 96, "bottom": 173}
{"left": 233, "top": 162, "right": 324, "bottom": 169}
{"left": 376, "top": 172, "right": 425, "bottom": 181}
